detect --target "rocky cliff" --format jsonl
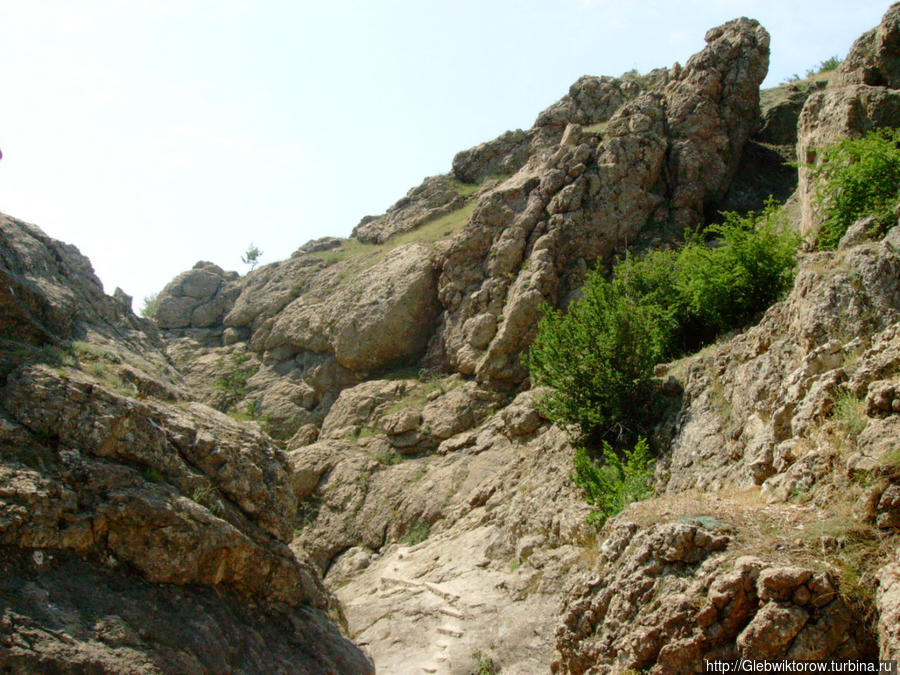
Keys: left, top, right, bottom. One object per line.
{"left": 5, "top": 5, "right": 900, "bottom": 675}
{"left": 0, "top": 217, "right": 373, "bottom": 673}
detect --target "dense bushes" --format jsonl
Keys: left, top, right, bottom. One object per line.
{"left": 813, "top": 129, "right": 900, "bottom": 249}
{"left": 529, "top": 202, "right": 799, "bottom": 443}
{"left": 527, "top": 269, "right": 670, "bottom": 443}
{"left": 530, "top": 203, "right": 799, "bottom": 527}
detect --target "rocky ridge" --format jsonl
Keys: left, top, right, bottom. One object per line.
{"left": 0, "top": 217, "right": 373, "bottom": 673}
{"left": 6, "top": 5, "right": 900, "bottom": 675}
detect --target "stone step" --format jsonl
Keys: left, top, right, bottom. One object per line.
{"left": 436, "top": 626, "right": 463, "bottom": 639}
{"left": 438, "top": 607, "right": 464, "bottom": 619}
{"left": 422, "top": 581, "right": 460, "bottom": 603}
{"left": 380, "top": 575, "right": 423, "bottom": 591}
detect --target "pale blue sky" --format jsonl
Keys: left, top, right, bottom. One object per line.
{"left": 0, "top": 1, "right": 889, "bottom": 310}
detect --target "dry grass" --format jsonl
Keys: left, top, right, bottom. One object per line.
{"left": 308, "top": 201, "right": 477, "bottom": 286}
{"left": 618, "top": 477, "right": 896, "bottom": 632}
{"left": 760, "top": 71, "right": 833, "bottom": 112}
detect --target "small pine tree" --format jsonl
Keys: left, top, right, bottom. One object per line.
{"left": 241, "top": 243, "right": 263, "bottom": 271}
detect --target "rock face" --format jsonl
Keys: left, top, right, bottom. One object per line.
{"left": 149, "top": 16, "right": 769, "bottom": 443}
{"left": 797, "top": 3, "right": 900, "bottom": 237}
{"left": 660, "top": 223, "right": 900, "bottom": 493}
{"left": 353, "top": 175, "right": 475, "bottom": 244}
{"left": 154, "top": 261, "right": 241, "bottom": 332}
{"left": 264, "top": 243, "right": 440, "bottom": 372}
{"left": 0, "top": 215, "right": 158, "bottom": 351}
{"left": 0, "top": 217, "right": 373, "bottom": 674}
{"left": 431, "top": 17, "right": 768, "bottom": 388}
{"left": 290, "top": 391, "right": 596, "bottom": 673}
{"left": 555, "top": 520, "right": 869, "bottom": 673}
{"left": 14, "top": 8, "right": 900, "bottom": 674}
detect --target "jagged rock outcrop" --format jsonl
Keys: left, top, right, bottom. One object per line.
{"left": 353, "top": 175, "right": 475, "bottom": 244}
{"left": 154, "top": 261, "right": 241, "bottom": 334}
{"left": 797, "top": 3, "right": 900, "bottom": 236}
{"left": 0, "top": 217, "right": 373, "bottom": 673}
{"left": 432, "top": 17, "right": 769, "bottom": 387}
{"left": 151, "top": 16, "right": 769, "bottom": 438}
{"left": 555, "top": 517, "right": 872, "bottom": 673}
{"left": 64, "top": 8, "right": 900, "bottom": 672}
{"left": 0, "top": 215, "right": 159, "bottom": 352}
{"left": 660, "top": 222, "right": 900, "bottom": 493}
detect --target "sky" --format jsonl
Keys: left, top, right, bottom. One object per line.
{"left": 0, "top": 0, "right": 890, "bottom": 313}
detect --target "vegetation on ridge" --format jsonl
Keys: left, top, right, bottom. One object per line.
{"left": 812, "top": 128, "right": 900, "bottom": 249}
{"left": 529, "top": 200, "right": 799, "bottom": 444}
{"left": 529, "top": 201, "right": 800, "bottom": 527}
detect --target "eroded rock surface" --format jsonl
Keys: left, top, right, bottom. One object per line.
{"left": 797, "top": 3, "right": 900, "bottom": 236}
{"left": 0, "top": 217, "right": 373, "bottom": 673}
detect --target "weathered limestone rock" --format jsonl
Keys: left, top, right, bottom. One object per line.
{"left": 352, "top": 174, "right": 471, "bottom": 244}
{"left": 0, "top": 214, "right": 158, "bottom": 352}
{"left": 155, "top": 261, "right": 241, "bottom": 330}
{"left": 0, "top": 222, "right": 373, "bottom": 673}
{"left": 433, "top": 17, "right": 769, "bottom": 388}
{"left": 554, "top": 519, "right": 869, "bottom": 673}
{"left": 264, "top": 243, "right": 440, "bottom": 371}
{"left": 757, "top": 74, "right": 830, "bottom": 145}
{"left": 0, "top": 549, "right": 374, "bottom": 675}
{"left": 452, "top": 129, "right": 532, "bottom": 184}
{"left": 665, "top": 225, "right": 900, "bottom": 492}
{"left": 796, "top": 4, "right": 900, "bottom": 237}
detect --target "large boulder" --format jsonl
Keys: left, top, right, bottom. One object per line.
{"left": 264, "top": 242, "right": 440, "bottom": 371}
{"left": 154, "top": 261, "right": 240, "bottom": 330}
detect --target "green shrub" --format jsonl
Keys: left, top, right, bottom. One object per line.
{"left": 528, "top": 272, "right": 670, "bottom": 441}
{"left": 806, "top": 55, "right": 841, "bottom": 77}
{"left": 467, "top": 651, "right": 498, "bottom": 675}
{"left": 571, "top": 437, "right": 655, "bottom": 529}
{"left": 404, "top": 519, "right": 431, "bottom": 545}
{"left": 675, "top": 201, "right": 799, "bottom": 334}
{"left": 529, "top": 201, "right": 798, "bottom": 441}
{"left": 831, "top": 389, "right": 867, "bottom": 440}
{"left": 812, "top": 129, "right": 900, "bottom": 249}
{"left": 241, "top": 243, "right": 263, "bottom": 271}
{"left": 216, "top": 353, "right": 258, "bottom": 401}
{"left": 141, "top": 292, "right": 160, "bottom": 319}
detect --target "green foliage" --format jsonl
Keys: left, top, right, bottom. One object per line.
{"left": 571, "top": 437, "right": 654, "bottom": 529}
{"left": 241, "top": 243, "right": 263, "bottom": 271}
{"left": 297, "top": 496, "right": 321, "bottom": 526}
{"left": 36, "top": 344, "right": 77, "bottom": 368}
{"left": 529, "top": 201, "right": 799, "bottom": 440}
{"left": 831, "top": 389, "right": 868, "bottom": 440}
{"left": 467, "top": 651, "right": 498, "bottom": 675}
{"left": 528, "top": 271, "right": 670, "bottom": 441}
{"left": 143, "top": 467, "right": 164, "bottom": 483}
{"left": 141, "top": 292, "right": 160, "bottom": 319}
{"left": 674, "top": 201, "right": 800, "bottom": 335}
{"left": 812, "top": 129, "right": 900, "bottom": 249}
{"left": 404, "top": 519, "right": 430, "bottom": 545}
{"left": 216, "top": 353, "right": 258, "bottom": 403}
{"left": 806, "top": 55, "right": 841, "bottom": 77}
